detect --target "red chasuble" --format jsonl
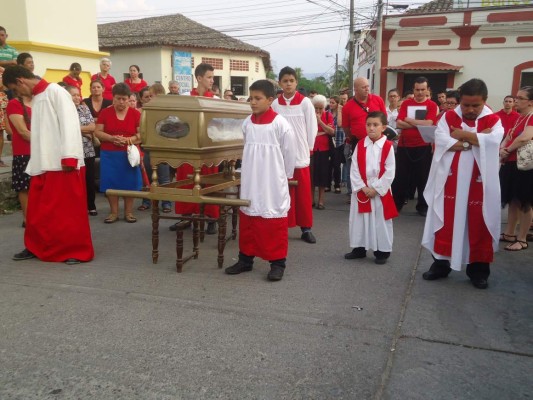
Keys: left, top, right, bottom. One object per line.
{"left": 433, "top": 111, "right": 498, "bottom": 263}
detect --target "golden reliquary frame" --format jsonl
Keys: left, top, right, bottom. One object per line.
{"left": 107, "top": 96, "right": 252, "bottom": 273}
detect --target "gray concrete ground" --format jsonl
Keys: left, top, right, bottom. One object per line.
{"left": 0, "top": 188, "right": 532, "bottom": 400}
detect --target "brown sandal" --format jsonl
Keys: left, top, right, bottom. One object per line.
{"left": 104, "top": 214, "right": 119, "bottom": 224}
{"left": 499, "top": 233, "right": 517, "bottom": 243}
{"left": 137, "top": 204, "right": 150, "bottom": 211}
{"left": 504, "top": 240, "right": 528, "bottom": 251}
{"left": 124, "top": 213, "right": 137, "bottom": 223}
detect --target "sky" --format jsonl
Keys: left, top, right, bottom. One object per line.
{"left": 96, "top": 0, "right": 429, "bottom": 78}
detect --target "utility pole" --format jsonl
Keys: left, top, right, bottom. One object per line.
{"left": 348, "top": 0, "right": 355, "bottom": 97}
{"left": 335, "top": 53, "right": 339, "bottom": 93}
{"left": 375, "top": 0, "right": 384, "bottom": 95}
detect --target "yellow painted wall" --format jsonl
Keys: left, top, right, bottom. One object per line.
{"left": 43, "top": 70, "right": 93, "bottom": 98}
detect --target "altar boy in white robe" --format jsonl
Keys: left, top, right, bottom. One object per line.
{"left": 345, "top": 111, "right": 398, "bottom": 264}
{"left": 225, "top": 80, "right": 296, "bottom": 281}
{"left": 421, "top": 78, "right": 504, "bottom": 289}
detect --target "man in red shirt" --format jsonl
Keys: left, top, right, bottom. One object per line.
{"left": 170, "top": 63, "right": 219, "bottom": 234}
{"left": 393, "top": 76, "right": 438, "bottom": 216}
{"left": 341, "top": 77, "right": 386, "bottom": 196}
{"left": 495, "top": 95, "right": 520, "bottom": 135}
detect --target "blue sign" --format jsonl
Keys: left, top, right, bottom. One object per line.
{"left": 173, "top": 51, "right": 193, "bottom": 94}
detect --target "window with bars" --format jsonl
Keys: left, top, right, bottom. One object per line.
{"left": 201, "top": 57, "right": 223, "bottom": 70}
{"left": 255, "top": 62, "right": 259, "bottom": 73}
{"left": 230, "top": 59, "right": 249, "bottom": 71}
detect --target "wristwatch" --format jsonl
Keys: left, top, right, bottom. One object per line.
{"left": 462, "top": 141, "right": 471, "bottom": 151}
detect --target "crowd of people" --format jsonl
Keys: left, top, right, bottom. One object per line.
{"left": 1, "top": 25, "right": 532, "bottom": 286}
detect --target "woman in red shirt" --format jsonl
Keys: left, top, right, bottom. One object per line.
{"left": 95, "top": 83, "right": 142, "bottom": 224}
{"left": 311, "top": 94, "right": 334, "bottom": 209}
{"left": 499, "top": 86, "right": 533, "bottom": 251}
{"left": 7, "top": 95, "right": 32, "bottom": 227}
{"left": 124, "top": 64, "right": 148, "bottom": 94}
{"left": 62, "top": 62, "right": 83, "bottom": 93}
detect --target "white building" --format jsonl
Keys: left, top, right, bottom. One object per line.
{"left": 98, "top": 14, "right": 271, "bottom": 97}
{"left": 2, "top": 0, "right": 108, "bottom": 98}
{"left": 357, "top": 0, "right": 533, "bottom": 108}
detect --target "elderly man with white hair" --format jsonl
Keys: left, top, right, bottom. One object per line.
{"left": 311, "top": 94, "right": 335, "bottom": 209}
{"left": 91, "top": 57, "right": 116, "bottom": 100}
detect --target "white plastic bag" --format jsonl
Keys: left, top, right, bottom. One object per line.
{"left": 127, "top": 143, "right": 140, "bottom": 167}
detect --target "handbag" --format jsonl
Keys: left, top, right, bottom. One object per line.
{"left": 517, "top": 140, "right": 533, "bottom": 171}
{"left": 127, "top": 139, "right": 141, "bottom": 167}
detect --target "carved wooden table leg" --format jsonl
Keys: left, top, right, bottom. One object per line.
{"left": 217, "top": 206, "right": 227, "bottom": 268}
{"left": 176, "top": 227, "right": 184, "bottom": 273}
{"left": 192, "top": 218, "right": 200, "bottom": 259}
{"left": 199, "top": 204, "right": 206, "bottom": 243}
{"left": 231, "top": 206, "right": 238, "bottom": 240}
{"left": 151, "top": 200, "right": 160, "bottom": 264}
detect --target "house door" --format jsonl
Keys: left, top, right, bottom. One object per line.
{"left": 403, "top": 73, "right": 449, "bottom": 103}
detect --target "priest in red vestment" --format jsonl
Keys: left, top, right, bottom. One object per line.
{"left": 421, "top": 79, "right": 503, "bottom": 289}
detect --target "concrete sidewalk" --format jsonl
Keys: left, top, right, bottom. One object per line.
{"left": 0, "top": 191, "right": 531, "bottom": 399}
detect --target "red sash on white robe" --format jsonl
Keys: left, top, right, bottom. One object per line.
{"left": 356, "top": 139, "right": 398, "bottom": 220}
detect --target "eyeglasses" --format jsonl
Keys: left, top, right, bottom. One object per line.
{"left": 515, "top": 96, "right": 530, "bottom": 101}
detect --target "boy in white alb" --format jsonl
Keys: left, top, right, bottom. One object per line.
{"left": 345, "top": 111, "right": 398, "bottom": 264}
{"left": 272, "top": 66, "right": 318, "bottom": 244}
{"left": 225, "top": 80, "right": 296, "bottom": 281}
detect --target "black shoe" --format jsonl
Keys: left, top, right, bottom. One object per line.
{"left": 301, "top": 231, "right": 316, "bottom": 244}
{"left": 206, "top": 221, "right": 217, "bottom": 235}
{"left": 422, "top": 268, "right": 450, "bottom": 280}
{"left": 225, "top": 261, "right": 253, "bottom": 275}
{"left": 417, "top": 208, "right": 428, "bottom": 217}
{"left": 267, "top": 265, "right": 285, "bottom": 281}
{"left": 471, "top": 278, "right": 488, "bottom": 289}
{"left": 169, "top": 220, "right": 192, "bottom": 231}
{"left": 13, "top": 248, "right": 35, "bottom": 261}
{"left": 344, "top": 248, "right": 367, "bottom": 259}
{"left": 375, "top": 258, "right": 387, "bottom": 265}
{"left": 65, "top": 258, "right": 81, "bottom": 265}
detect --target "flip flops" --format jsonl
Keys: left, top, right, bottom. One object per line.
{"left": 104, "top": 214, "right": 119, "bottom": 224}
{"left": 124, "top": 213, "right": 137, "bottom": 223}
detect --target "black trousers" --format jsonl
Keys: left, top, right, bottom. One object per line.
{"left": 392, "top": 145, "right": 433, "bottom": 211}
{"left": 329, "top": 145, "right": 344, "bottom": 189}
{"left": 84, "top": 156, "right": 96, "bottom": 211}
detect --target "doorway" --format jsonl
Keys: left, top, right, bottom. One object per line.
{"left": 403, "top": 73, "right": 449, "bottom": 103}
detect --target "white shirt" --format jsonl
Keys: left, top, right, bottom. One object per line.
{"left": 272, "top": 94, "right": 317, "bottom": 168}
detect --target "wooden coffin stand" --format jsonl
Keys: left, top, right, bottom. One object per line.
{"left": 107, "top": 96, "right": 251, "bottom": 272}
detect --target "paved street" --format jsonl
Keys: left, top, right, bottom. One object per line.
{"left": 0, "top": 190, "right": 532, "bottom": 399}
